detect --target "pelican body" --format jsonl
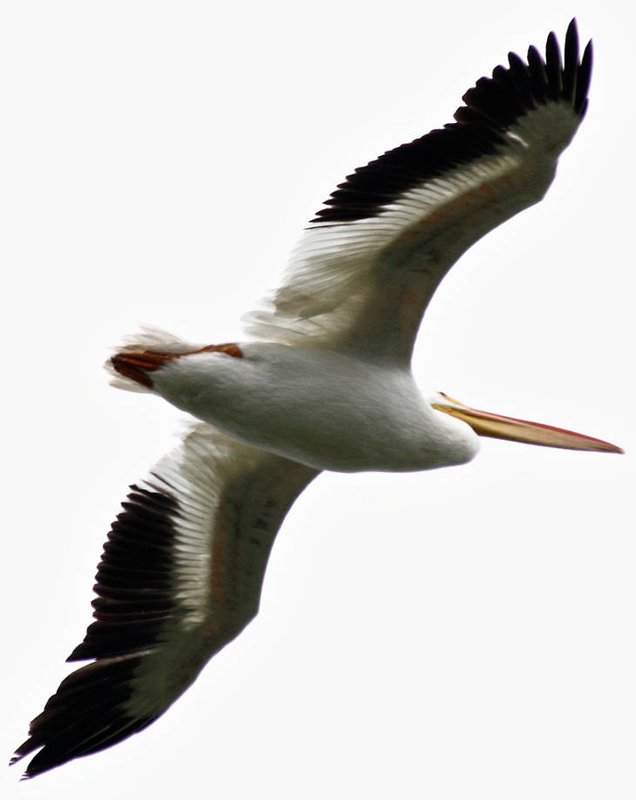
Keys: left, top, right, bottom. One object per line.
{"left": 135, "top": 342, "right": 479, "bottom": 472}
{"left": 12, "top": 20, "right": 621, "bottom": 779}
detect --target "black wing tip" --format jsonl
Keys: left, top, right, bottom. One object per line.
{"left": 11, "top": 481, "right": 182, "bottom": 778}
{"left": 12, "top": 717, "right": 157, "bottom": 780}
{"left": 463, "top": 20, "right": 591, "bottom": 128}
{"left": 11, "top": 656, "right": 157, "bottom": 779}
{"left": 312, "top": 21, "right": 592, "bottom": 225}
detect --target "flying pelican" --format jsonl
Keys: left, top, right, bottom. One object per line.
{"left": 12, "top": 20, "right": 621, "bottom": 778}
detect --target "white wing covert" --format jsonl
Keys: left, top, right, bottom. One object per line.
{"left": 246, "top": 21, "right": 592, "bottom": 363}
{"left": 12, "top": 425, "right": 318, "bottom": 777}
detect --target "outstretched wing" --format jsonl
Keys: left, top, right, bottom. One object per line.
{"left": 12, "top": 425, "right": 318, "bottom": 778}
{"left": 246, "top": 20, "right": 592, "bottom": 363}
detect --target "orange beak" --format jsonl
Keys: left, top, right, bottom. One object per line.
{"left": 432, "top": 392, "right": 623, "bottom": 454}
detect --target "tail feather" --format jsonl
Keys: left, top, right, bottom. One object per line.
{"left": 106, "top": 326, "right": 201, "bottom": 392}
{"left": 107, "top": 326, "right": 242, "bottom": 392}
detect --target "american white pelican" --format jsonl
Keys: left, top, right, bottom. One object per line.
{"left": 12, "top": 20, "right": 621, "bottom": 778}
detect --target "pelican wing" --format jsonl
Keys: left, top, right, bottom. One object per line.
{"left": 246, "top": 21, "right": 591, "bottom": 363}
{"left": 12, "top": 425, "right": 318, "bottom": 778}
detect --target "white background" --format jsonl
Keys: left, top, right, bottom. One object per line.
{"left": 2, "top": 1, "right": 634, "bottom": 798}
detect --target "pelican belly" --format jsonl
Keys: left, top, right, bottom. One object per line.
{"left": 150, "top": 343, "right": 479, "bottom": 472}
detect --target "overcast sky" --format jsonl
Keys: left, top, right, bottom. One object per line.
{"left": 2, "top": 1, "right": 635, "bottom": 798}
